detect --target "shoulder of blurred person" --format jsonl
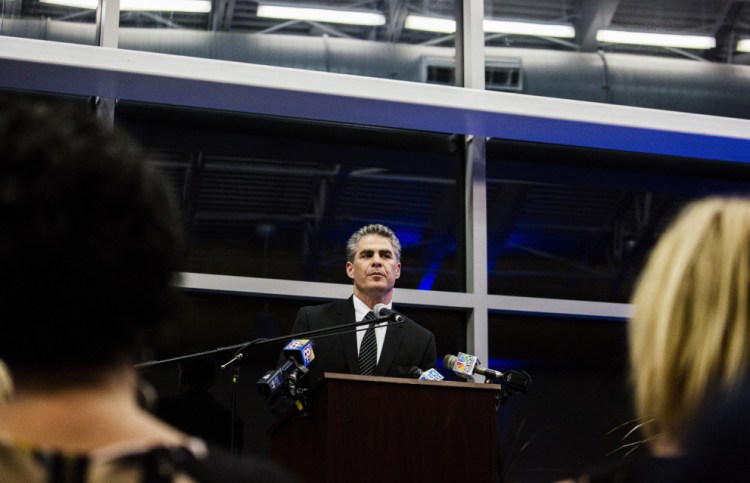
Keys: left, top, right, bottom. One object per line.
{"left": 649, "top": 379, "right": 750, "bottom": 482}
{"left": 0, "top": 435, "right": 300, "bottom": 483}
{"left": 558, "top": 453, "right": 681, "bottom": 483}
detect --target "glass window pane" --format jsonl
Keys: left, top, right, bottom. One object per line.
{"left": 488, "top": 312, "right": 633, "bottom": 482}
{"left": 486, "top": 138, "right": 750, "bottom": 302}
{"left": 483, "top": 1, "right": 750, "bottom": 121}
{"left": 0, "top": 0, "right": 98, "bottom": 45}
{"left": 113, "top": 0, "right": 458, "bottom": 85}
{"left": 115, "top": 100, "right": 466, "bottom": 291}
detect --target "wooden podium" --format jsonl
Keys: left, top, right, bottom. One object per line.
{"left": 269, "top": 372, "right": 502, "bottom": 483}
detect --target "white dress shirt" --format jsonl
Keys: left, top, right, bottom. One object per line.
{"left": 353, "top": 295, "right": 390, "bottom": 363}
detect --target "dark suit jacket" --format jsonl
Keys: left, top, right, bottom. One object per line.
{"left": 281, "top": 296, "right": 437, "bottom": 385}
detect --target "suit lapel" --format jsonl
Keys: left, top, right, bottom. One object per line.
{"left": 375, "top": 312, "right": 406, "bottom": 376}
{"left": 338, "top": 297, "right": 360, "bottom": 374}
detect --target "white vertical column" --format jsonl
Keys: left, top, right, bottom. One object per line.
{"left": 97, "top": 0, "right": 120, "bottom": 48}
{"left": 95, "top": 0, "right": 120, "bottom": 127}
{"left": 465, "top": 136, "right": 489, "bottom": 365}
{"left": 456, "top": 0, "right": 485, "bottom": 91}
{"left": 456, "top": 1, "right": 489, "bottom": 366}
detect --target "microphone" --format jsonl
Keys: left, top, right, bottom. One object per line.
{"left": 374, "top": 303, "right": 405, "bottom": 324}
{"left": 417, "top": 368, "right": 445, "bottom": 381}
{"left": 257, "top": 339, "right": 315, "bottom": 400}
{"left": 444, "top": 353, "right": 503, "bottom": 380}
{"left": 283, "top": 338, "right": 315, "bottom": 367}
{"left": 443, "top": 353, "right": 532, "bottom": 393}
{"left": 401, "top": 366, "right": 423, "bottom": 378}
{"left": 404, "top": 366, "right": 445, "bottom": 381}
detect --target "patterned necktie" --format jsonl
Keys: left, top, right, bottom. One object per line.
{"left": 358, "top": 311, "right": 378, "bottom": 376}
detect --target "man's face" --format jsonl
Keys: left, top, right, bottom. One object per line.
{"left": 346, "top": 234, "right": 401, "bottom": 301}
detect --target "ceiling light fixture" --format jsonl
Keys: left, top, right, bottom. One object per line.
{"left": 404, "top": 14, "right": 575, "bottom": 38}
{"left": 257, "top": 5, "right": 386, "bottom": 26}
{"left": 41, "top": 0, "right": 211, "bottom": 13}
{"left": 484, "top": 19, "right": 574, "bottom": 38}
{"left": 403, "top": 15, "right": 455, "bottom": 34}
{"left": 596, "top": 30, "right": 715, "bottom": 50}
{"left": 737, "top": 39, "right": 750, "bottom": 53}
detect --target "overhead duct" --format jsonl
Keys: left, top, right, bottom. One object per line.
{"left": 2, "top": 19, "right": 749, "bottom": 120}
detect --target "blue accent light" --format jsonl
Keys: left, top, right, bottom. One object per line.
{"left": 496, "top": 233, "right": 531, "bottom": 255}
{"left": 417, "top": 260, "right": 442, "bottom": 290}
{"left": 486, "top": 358, "right": 531, "bottom": 371}
{"left": 393, "top": 228, "right": 421, "bottom": 248}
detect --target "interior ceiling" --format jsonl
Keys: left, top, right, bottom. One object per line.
{"left": 20, "top": 0, "right": 750, "bottom": 63}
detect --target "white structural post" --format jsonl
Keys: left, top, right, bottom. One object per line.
{"left": 457, "top": 1, "right": 489, "bottom": 366}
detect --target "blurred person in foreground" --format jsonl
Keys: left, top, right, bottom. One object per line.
{"left": 0, "top": 94, "right": 298, "bottom": 482}
{"left": 567, "top": 196, "right": 750, "bottom": 482}
{"left": 0, "top": 360, "right": 12, "bottom": 405}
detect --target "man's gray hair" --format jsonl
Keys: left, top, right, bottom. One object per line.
{"left": 345, "top": 224, "right": 401, "bottom": 262}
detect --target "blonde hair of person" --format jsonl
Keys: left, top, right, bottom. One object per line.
{"left": 0, "top": 360, "right": 12, "bottom": 405}
{"left": 629, "top": 196, "right": 750, "bottom": 453}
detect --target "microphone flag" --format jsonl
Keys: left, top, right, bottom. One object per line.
{"left": 418, "top": 368, "right": 445, "bottom": 381}
{"left": 452, "top": 352, "right": 478, "bottom": 378}
{"left": 284, "top": 339, "right": 315, "bottom": 367}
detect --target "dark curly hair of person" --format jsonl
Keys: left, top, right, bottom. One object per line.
{"left": 0, "top": 94, "right": 185, "bottom": 376}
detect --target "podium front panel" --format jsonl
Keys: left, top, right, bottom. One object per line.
{"left": 270, "top": 373, "right": 501, "bottom": 483}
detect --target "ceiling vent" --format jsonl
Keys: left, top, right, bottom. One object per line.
{"left": 423, "top": 56, "right": 523, "bottom": 92}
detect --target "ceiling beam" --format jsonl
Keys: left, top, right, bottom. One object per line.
{"left": 706, "top": 1, "right": 747, "bottom": 63}
{"left": 576, "top": 0, "right": 621, "bottom": 52}
{"left": 211, "top": 0, "right": 236, "bottom": 31}
{"left": 383, "top": 0, "right": 408, "bottom": 43}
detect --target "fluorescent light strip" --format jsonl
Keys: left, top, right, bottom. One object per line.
{"left": 738, "top": 39, "right": 750, "bottom": 53}
{"left": 41, "top": 0, "right": 211, "bottom": 12}
{"left": 404, "top": 15, "right": 575, "bottom": 38}
{"left": 257, "top": 5, "right": 385, "bottom": 26}
{"left": 597, "top": 29, "right": 715, "bottom": 50}
{"left": 484, "top": 19, "right": 574, "bottom": 38}
{"left": 404, "top": 15, "right": 455, "bottom": 34}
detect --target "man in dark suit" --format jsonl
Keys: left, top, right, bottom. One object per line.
{"left": 282, "top": 224, "right": 436, "bottom": 387}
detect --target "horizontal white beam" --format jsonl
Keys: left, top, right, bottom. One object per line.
{"left": 0, "top": 37, "right": 749, "bottom": 163}
{"left": 488, "top": 294, "right": 630, "bottom": 320}
{"left": 179, "top": 272, "right": 474, "bottom": 308}
{"left": 179, "top": 272, "right": 352, "bottom": 301}
{"left": 179, "top": 272, "right": 630, "bottom": 319}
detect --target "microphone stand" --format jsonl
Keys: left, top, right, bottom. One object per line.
{"left": 135, "top": 314, "right": 403, "bottom": 456}
{"left": 223, "top": 353, "right": 243, "bottom": 455}
{"left": 134, "top": 314, "right": 400, "bottom": 369}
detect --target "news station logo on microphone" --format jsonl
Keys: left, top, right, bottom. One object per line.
{"left": 418, "top": 368, "right": 445, "bottom": 381}
{"left": 284, "top": 339, "right": 315, "bottom": 367}
{"left": 452, "top": 352, "right": 478, "bottom": 377}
